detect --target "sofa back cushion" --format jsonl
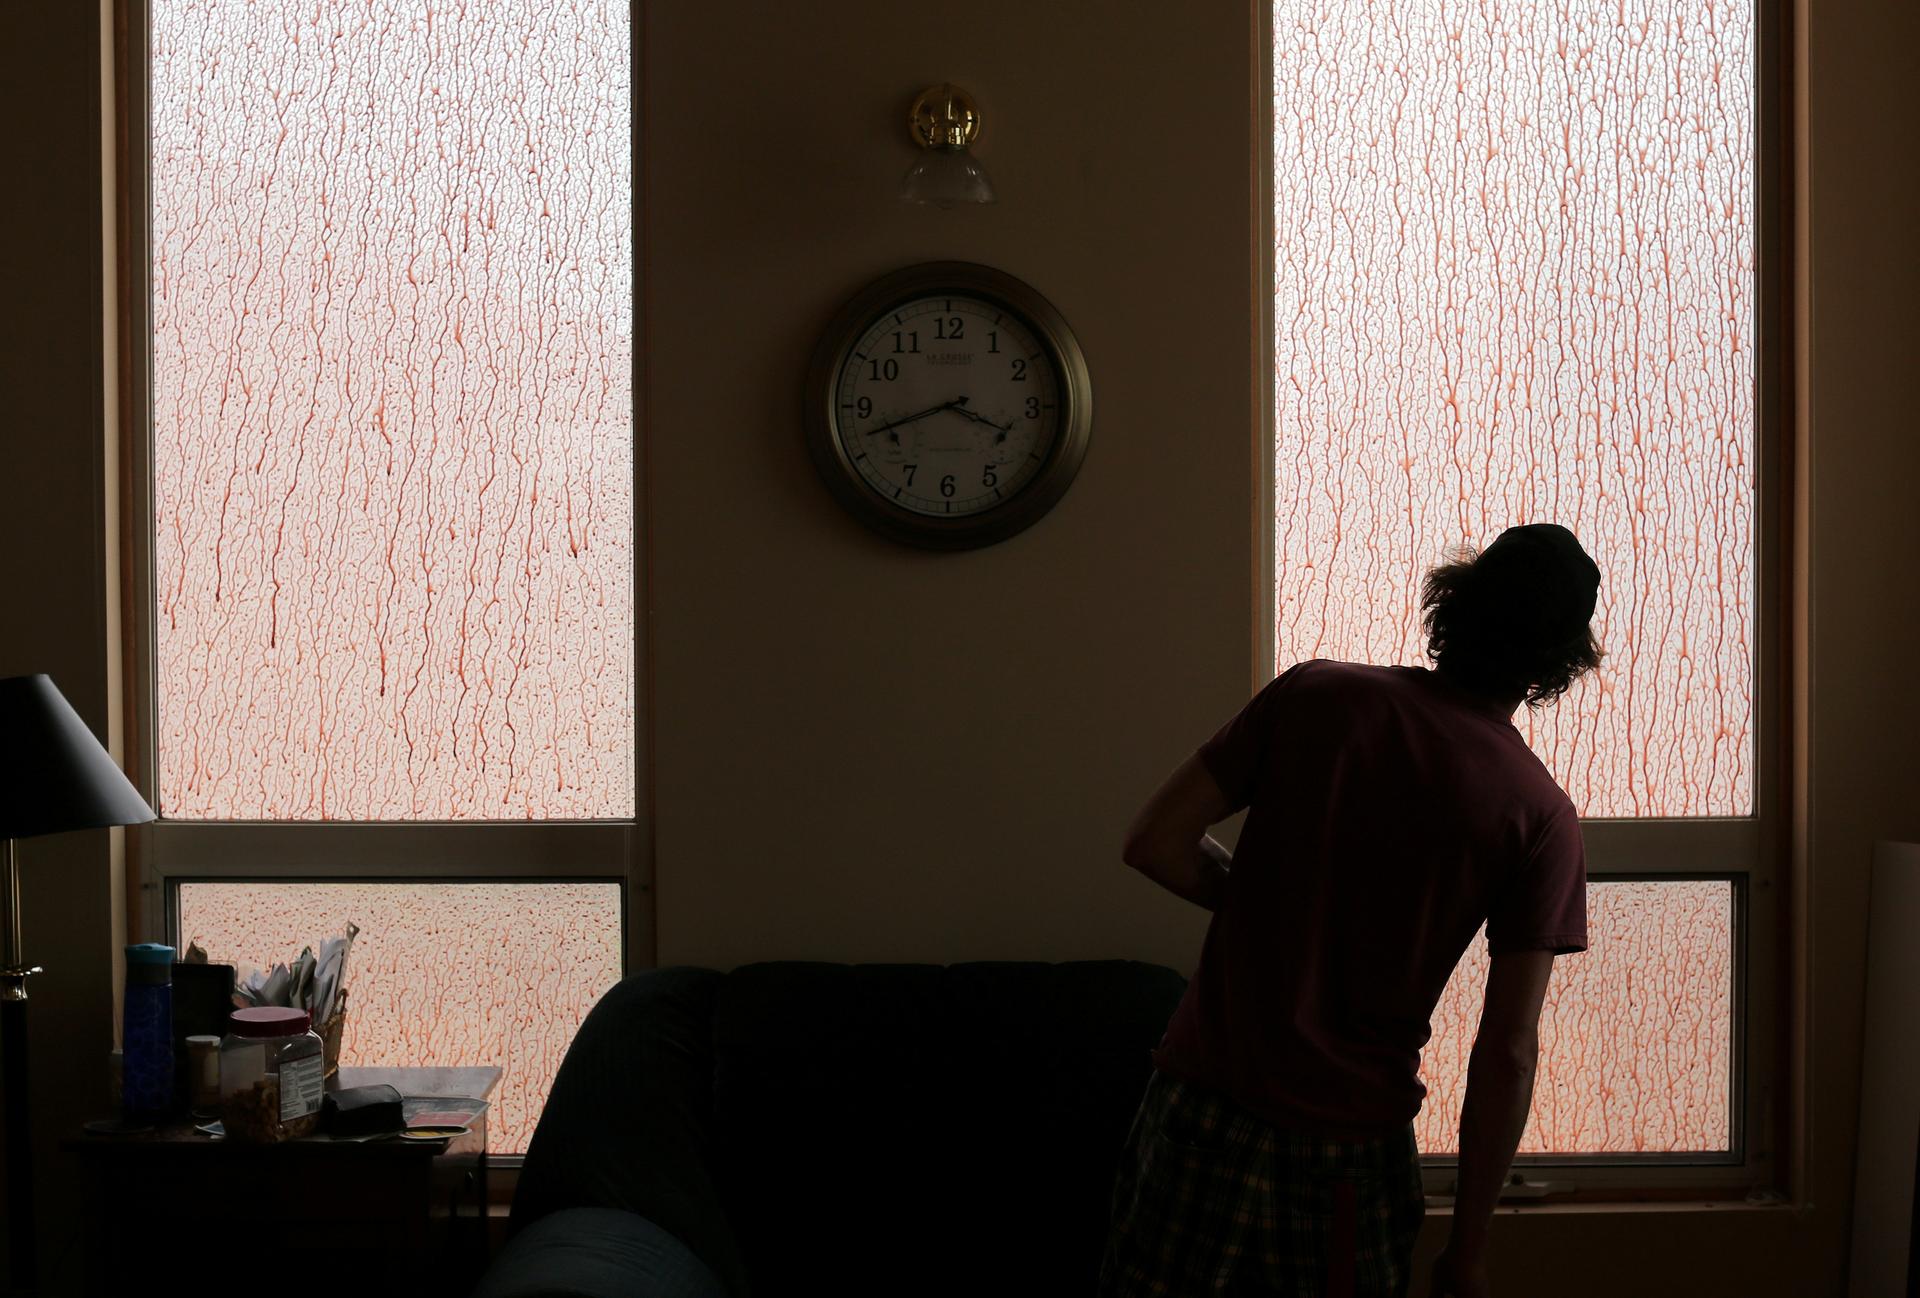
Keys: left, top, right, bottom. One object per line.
{"left": 711, "top": 960, "right": 1186, "bottom": 1297}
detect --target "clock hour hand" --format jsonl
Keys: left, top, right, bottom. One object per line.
{"left": 945, "top": 399, "right": 1016, "bottom": 441}
{"left": 864, "top": 399, "right": 965, "bottom": 439}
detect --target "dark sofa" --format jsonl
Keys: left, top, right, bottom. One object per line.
{"left": 472, "top": 960, "right": 1187, "bottom": 1297}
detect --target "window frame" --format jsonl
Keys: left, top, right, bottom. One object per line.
{"left": 111, "top": 0, "right": 650, "bottom": 1161}
{"left": 1253, "top": 0, "right": 1792, "bottom": 1198}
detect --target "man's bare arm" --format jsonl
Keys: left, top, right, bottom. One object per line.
{"left": 1121, "top": 755, "right": 1237, "bottom": 911}
{"left": 1437, "top": 948, "right": 1556, "bottom": 1293}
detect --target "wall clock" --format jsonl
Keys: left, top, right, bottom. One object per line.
{"left": 803, "top": 261, "right": 1092, "bottom": 550}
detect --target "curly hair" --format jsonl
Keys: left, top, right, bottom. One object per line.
{"left": 1420, "top": 546, "right": 1604, "bottom": 708}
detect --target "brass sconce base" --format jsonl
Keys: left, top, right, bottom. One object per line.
{"left": 907, "top": 83, "right": 982, "bottom": 149}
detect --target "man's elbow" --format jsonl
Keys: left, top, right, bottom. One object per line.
{"left": 1469, "top": 1032, "right": 1540, "bottom": 1079}
{"left": 1121, "top": 825, "right": 1161, "bottom": 874}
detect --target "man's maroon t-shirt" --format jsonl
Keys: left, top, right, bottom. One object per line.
{"left": 1151, "top": 658, "right": 1588, "bottom": 1133}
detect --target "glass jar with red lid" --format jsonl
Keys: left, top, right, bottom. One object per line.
{"left": 218, "top": 1006, "right": 325, "bottom": 1142}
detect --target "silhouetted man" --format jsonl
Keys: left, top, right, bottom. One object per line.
{"left": 1100, "top": 523, "right": 1603, "bottom": 1298}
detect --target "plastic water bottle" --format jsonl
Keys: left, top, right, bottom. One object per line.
{"left": 122, "top": 943, "right": 175, "bottom": 1118}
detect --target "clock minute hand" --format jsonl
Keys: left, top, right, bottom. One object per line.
{"left": 864, "top": 399, "right": 964, "bottom": 437}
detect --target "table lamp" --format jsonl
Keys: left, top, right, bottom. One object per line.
{"left": 0, "top": 674, "right": 155, "bottom": 1290}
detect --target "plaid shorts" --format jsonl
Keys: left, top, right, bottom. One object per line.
{"left": 1099, "top": 1070, "right": 1424, "bottom": 1298}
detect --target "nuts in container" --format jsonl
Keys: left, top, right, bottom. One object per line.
{"left": 218, "top": 1007, "right": 325, "bottom": 1143}
{"left": 221, "top": 1075, "right": 321, "bottom": 1143}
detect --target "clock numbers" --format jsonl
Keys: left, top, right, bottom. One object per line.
{"left": 833, "top": 292, "right": 1066, "bottom": 521}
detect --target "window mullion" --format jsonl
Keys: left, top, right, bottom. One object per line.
{"left": 1580, "top": 820, "right": 1762, "bottom": 876}
{"left": 144, "top": 821, "right": 631, "bottom": 878}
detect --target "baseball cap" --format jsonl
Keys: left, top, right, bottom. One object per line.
{"left": 1473, "top": 523, "right": 1601, "bottom": 644}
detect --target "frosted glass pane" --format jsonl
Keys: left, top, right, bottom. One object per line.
{"left": 1417, "top": 880, "right": 1734, "bottom": 1155}
{"left": 1272, "top": 2, "right": 1755, "bottom": 816}
{"left": 177, "top": 881, "right": 622, "bottom": 1154}
{"left": 151, "top": 2, "right": 634, "bottom": 820}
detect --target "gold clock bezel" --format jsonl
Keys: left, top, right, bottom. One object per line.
{"left": 803, "top": 261, "right": 1093, "bottom": 551}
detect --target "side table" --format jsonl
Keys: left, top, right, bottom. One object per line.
{"left": 64, "top": 1064, "right": 500, "bottom": 1298}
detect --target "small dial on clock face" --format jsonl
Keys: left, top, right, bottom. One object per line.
{"left": 833, "top": 294, "right": 1062, "bottom": 518}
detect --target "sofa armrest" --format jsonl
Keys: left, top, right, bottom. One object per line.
{"left": 512, "top": 967, "right": 749, "bottom": 1296}
{"left": 471, "top": 1207, "right": 729, "bottom": 1298}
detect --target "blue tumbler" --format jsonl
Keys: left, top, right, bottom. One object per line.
{"left": 122, "top": 943, "right": 175, "bottom": 1118}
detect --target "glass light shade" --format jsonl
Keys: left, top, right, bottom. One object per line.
{"left": 899, "top": 146, "right": 997, "bottom": 207}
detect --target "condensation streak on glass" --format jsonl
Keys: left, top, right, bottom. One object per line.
{"left": 1272, "top": 2, "right": 1755, "bottom": 817}
{"left": 152, "top": 2, "right": 634, "bottom": 819}
{"left": 1418, "top": 880, "right": 1734, "bottom": 1154}
{"left": 178, "top": 881, "right": 622, "bottom": 1154}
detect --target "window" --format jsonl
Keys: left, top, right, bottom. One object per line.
{"left": 177, "top": 881, "right": 623, "bottom": 1149}
{"left": 1418, "top": 879, "right": 1736, "bottom": 1156}
{"left": 128, "top": 0, "right": 637, "bottom": 1155}
{"left": 1266, "top": 1, "right": 1779, "bottom": 1184}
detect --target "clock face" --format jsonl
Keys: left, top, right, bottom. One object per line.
{"left": 805, "top": 262, "right": 1092, "bottom": 551}
{"left": 832, "top": 294, "right": 1062, "bottom": 518}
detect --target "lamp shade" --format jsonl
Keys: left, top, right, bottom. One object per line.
{"left": 0, "top": 674, "right": 154, "bottom": 839}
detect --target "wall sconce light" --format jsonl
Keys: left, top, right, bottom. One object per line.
{"left": 899, "top": 83, "right": 997, "bottom": 207}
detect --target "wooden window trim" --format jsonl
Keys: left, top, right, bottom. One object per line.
{"left": 109, "top": 0, "right": 652, "bottom": 975}
{"left": 1251, "top": 0, "right": 1794, "bottom": 1198}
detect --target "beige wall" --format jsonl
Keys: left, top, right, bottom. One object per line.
{"left": 1797, "top": 0, "right": 1920, "bottom": 1286}
{"left": 0, "top": 1, "right": 116, "bottom": 1286}
{"left": 0, "top": 0, "right": 1913, "bottom": 1292}
{"left": 646, "top": 1, "right": 1259, "bottom": 974}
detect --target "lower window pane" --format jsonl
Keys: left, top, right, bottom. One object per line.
{"left": 176, "top": 880, "right": 622, "bottom": 1154}
{"left": 1417, "top": 879, "right": 1735, "bottom": 1156}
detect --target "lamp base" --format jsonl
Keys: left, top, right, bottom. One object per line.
{"left": 3, "top": 994, "right": 33, "bottom": 1291}
{"left": 0, "top": 966, "right": 40, "bottom": 1004}
{"left": 1, "top": 837, "right": 32, "bottom": 1004}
